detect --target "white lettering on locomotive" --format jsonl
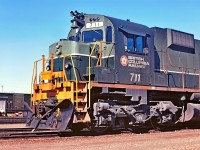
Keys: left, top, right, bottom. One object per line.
{"left": 86, "top": 22, "right": 103, "bottom": 28}
{"left": 120, "top": 55, "right": 149, "bottom": 68}
{"left": 130, "top": 73, "right": 141, "bottom": 82}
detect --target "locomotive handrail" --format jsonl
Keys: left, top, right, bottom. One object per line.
{"left": 31, "top": 54, "right": 79, "bottom": 104}
{"left": 88, "top": 41, "right": 115, "bottom": 108}
{"left": 88, "top": 41, "right": 98, "bottom": 109}
{"left": 96, "top": 41, "right": 103, "bottom": 66}
{"left": 61, "top": 54, "right": 78, "bottom": 105}
{"left": 156, "top": 49, "right": 200, "bottom": 89}
{"left": 31, "top": 62, "right": 35, "bottom": 103}
{"left": 31, "top": 59, "right": 42, "bottom": 102}
{"left": 64, "top": 54, "right": 78, "bottom": 106}
{"left": 156, "top": 49, "right": 199, "bottom": 71}
{"left": 96, "top": 41, "right": 115, "bottom": 67}
{"left": 166, "top": 50, "right": 200, "bottom": 89}
{"left": 32, "top": 55, "right": 53, "bottom": 86}
{"left": 62, "top": 56, "right": 67, "bottom": 82}
{"left": 31, "top": 55, "right": 52, "bottom": 102}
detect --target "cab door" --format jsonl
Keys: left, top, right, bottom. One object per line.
{"left": 116, "top": 28, "right": 153, "bottom": 86}
{"left": 95, "top": 26, "right": 116, "bottom": 83}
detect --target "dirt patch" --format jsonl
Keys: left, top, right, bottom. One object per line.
{"left": 0, "top": 129, "right": 200, "bottom": 150}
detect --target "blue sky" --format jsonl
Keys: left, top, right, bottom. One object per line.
{"left": 0, "top": 0, "right": 200, "bottom": 93}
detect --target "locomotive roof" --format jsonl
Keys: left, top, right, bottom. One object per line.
{"left": 84, "top": 13, "right": 151, "bottom": 36}
{"left": 106, "top": 15, "right": 150, "bottom": 36}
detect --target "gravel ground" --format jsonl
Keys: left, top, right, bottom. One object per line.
{"left": 0, "top": 123, "right": 25, "bottom": 128}
{"left": 1, "top": 129, "right": 200, "bottom": 150}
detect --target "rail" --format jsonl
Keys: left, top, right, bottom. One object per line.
{"left": 157, "top": 49, "right": 200, "bottom": 89}
{"left": 62, "top": 54, "right": 79, "bottom": 105}
{"left": 96, "top": 41, "right": 103, "bottom": 66}
{"left": 96, "top": 41, "right": 114, "bottom": 66}
{"left": 0, "top": 129, "right": 60, "bottom": 139}
{"left": 31, "top": 54, "right": 78, "bottom": 104}
{"left": 88, "top": 41, "right": 98, "bottom": 109}
{"left": 31, "top": 58, "right": 41, "bottom": 103}
{"left": 87, "top": 41, "right": 115, "bottom": 108}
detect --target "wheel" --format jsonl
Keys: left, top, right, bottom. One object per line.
{"left": 149, "top": 113, "right": 177, "bottom": 131}
{"left": 124, "top": 118, "right": 142, "bottom": 133}
{"left": 90, "top": 123, "right": 112, "bottom": 134}
{"left": 87, "top": 118, "right": 112, "bottom": 134}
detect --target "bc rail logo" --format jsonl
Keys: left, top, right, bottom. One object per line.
{"left": 120, "top": 55, "right": 128, "bottom": 66}
{"left": 120, "top": 55, "right": 150, "bottom": 68}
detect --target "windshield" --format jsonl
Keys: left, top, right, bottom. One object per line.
{"left": 82, "top": 29, "right": 103, "bottom": 42}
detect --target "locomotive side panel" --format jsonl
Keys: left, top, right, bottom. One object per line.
{"left": 153, "top": 27, "right": 168, "bottom": 87}
{"left": 153, "top": 27, "right": 199, "bottom": 89}
{"left": 194, "top": 40, "right": 200, "bottom": 69}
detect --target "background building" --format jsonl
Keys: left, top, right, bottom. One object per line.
{"left": 0, "top": 93, "right": 31, "bottom": 117}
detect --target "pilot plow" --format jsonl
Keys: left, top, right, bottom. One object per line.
{"left": 26, "top": 98, "right": 74, "bottom": 131}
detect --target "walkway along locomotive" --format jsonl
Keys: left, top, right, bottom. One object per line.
{"left": 26, "top": 11, "right": 200, "bottom": 132}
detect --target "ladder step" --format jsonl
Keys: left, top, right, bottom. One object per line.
{"left": 74, "top": 95, "right": 87, "bottom": 100}
{"left": 74, "top": 100, "right": 87, "bottom": 102}
{"left": 74, "top": 102, "right": 87, "bottom": 106}
{"left": 74, "top": 91, "right": 87, "bottom": 94}
{"left": 76, "top": 109, "right": 87, "bottom": 112}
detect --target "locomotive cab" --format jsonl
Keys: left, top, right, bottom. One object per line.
{"left": 49, "top": 13, "right": 116, "bottom": 83}
{"left": 49, "top": 12, "right": 154, "bottom": 87}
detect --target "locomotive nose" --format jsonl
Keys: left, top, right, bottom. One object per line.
{"left": 49, "top": 40, "right": 91, "bottom": 57}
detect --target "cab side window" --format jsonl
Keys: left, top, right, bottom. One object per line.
{"left": 106, "top": 26, "right": 112, "bottom": 42}
{"left": 136, "top": 36, "right": 143, "bottom": 52}
{"left": 125, "top": 33, "right": 147, "bottom": 53}
{"left": 127, "top": 36, "right": 134, "bottom": 50}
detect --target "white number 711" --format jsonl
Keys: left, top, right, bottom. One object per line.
{"left": 130, "top": 73, "right": 141, "bottom": 82}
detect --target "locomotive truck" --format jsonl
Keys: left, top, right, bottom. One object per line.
{"left": 26, "top": 11, "right": 200, "bottom": 132}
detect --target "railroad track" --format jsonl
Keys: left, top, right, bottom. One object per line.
{"left": 0, "top": 127, "right": 129, "bottom": 139}
{"left": 0, "top": 129, "right": 62, "bottom": 139}
{"left": 0, "top": 123, "right": 197, "bottom": 139}
{"left": 0, "top": 127, "right": 33, "bottom": 132}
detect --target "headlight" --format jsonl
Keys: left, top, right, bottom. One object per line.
{"left": 55, "top": 49, "right": 62, "bottom": 56}
{"left": 65, "top": 62, "right": 72, "bottom": 70}
{"left": 46, "top": 65, "right": 51, "bottom": 71}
